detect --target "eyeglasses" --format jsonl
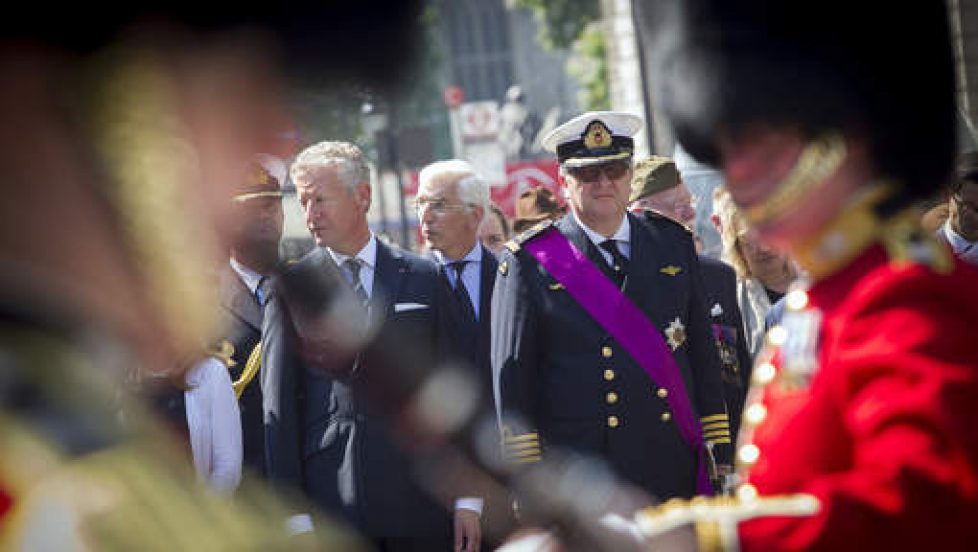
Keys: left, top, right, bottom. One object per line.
{"left": 952, "top": 194, "right": 978, "bottom": 214}
{"left": 567, "top": 160, "right": 631, "bottom": 183}
{"left": 414, "top": 197, "right": 470, "bottom": 215}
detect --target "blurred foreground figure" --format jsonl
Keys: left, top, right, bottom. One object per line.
{"left": 0, "top": 3, "right": 420, "bottom": 549}
{"left": 625, "top": 0, "right": 978, "bottom": 550}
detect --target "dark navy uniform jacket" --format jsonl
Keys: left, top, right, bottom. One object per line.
{"left": 697, "top": 255, "right": 753, "bottom": 441}
{"left": 218, "top": 265, "right": 266, "bottom": 478}
{"left": 491, "top": 212, "right": 731, "bottom": 501}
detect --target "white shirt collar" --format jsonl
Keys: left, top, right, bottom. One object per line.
{"left": 571, "top": 209, "right": 630, "bottom": 247}
{"left": 229, "top": 257, "right": 263, "bottom": 295}
{"left": 328, "top": 233, "right": 378, "bottom": 270}
{"left": 432, "top": 243, "right": 482, "bottom": 266}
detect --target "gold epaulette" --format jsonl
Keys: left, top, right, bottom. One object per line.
{"left": 504, "top": 219, "right": 555, "bottom": 253}
{"left": 881, "top": 209, "right": 953, "bottom": 274}
{"left": 209, "top": 339, "right": 237, "bottom": 368}
{"left": 701, "top": 413, "right": 732, "bottom": 445}
{"left": 643, "top": 209, "right": 693, "bottom": 234}
{"left": 501, "top": 426, "right": 542, "bottom": 465}
{"left": 634, "top": 492, "right": 820, "bottom": 551}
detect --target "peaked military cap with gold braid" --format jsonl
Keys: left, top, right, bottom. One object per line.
{"left": 232, "top": 154, "right": 285, "bottom": 203}
{"left": 542, "top": 111, "right": 643, "bottom": 168}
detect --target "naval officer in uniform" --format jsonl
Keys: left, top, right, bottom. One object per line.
{"left": 491, "top": 111, "right": 732, "bottom": 505}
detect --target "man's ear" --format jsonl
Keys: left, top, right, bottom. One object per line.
{"left": 356, "top": 181, "right": 372, "bottom": 212}
{"left": 471, "top": 204, "right": 485, "bottom": 226}
{"left": 711, "top": 213, "right": 721, "bottom": 233}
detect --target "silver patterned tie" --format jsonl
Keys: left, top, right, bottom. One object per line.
{"left": 343, "top": 258, "right": 369, "bottom": 306}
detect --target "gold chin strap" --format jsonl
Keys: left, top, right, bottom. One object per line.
{"left": 791, "top": 184, "right": 892, "bottom": 281}
{"left": 745, "top": 133, "right": 848, "bottom": 227}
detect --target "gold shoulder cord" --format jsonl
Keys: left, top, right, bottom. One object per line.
{"left": 232, "top": 342, "right": 262, "bottom": 400}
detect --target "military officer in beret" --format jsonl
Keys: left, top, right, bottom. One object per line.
{"left": 217, "top": 154, "right": 285, "bottom": 482}
{"left": 627, "top": 0, "right": 978, "bottom": 550}
{"left": 630, "top": 155, "right": 754, "bottom": 443}
{"left": 491, "top": 111, "right": 732, "bottom": 506}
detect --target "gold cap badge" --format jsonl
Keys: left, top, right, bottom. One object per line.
{"left": 583, "top": 120, "right": 613, "bottom": 150}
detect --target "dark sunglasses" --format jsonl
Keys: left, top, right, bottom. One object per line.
{"left": 568, "top": 160, "right": 631, "bottom": 183}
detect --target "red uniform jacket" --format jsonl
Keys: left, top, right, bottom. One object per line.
{"left": 740, "top": 246, "right": 978, "bottom": 550}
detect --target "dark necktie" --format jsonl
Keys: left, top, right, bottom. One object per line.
{"left": 255, "top": 276, "right": 271, "bottom": 307}
{"left": 343, "top": 258, "right": 369, "bottom": 307}
{"left": 448, "top": 260, "right": 477, "bottom": 324}
{"left": 600, "top": 239, "right": 628, "bottom": 287}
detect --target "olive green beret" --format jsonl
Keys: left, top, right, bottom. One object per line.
{"left": 629, "top": 155, "right": 680, "bottom": 203}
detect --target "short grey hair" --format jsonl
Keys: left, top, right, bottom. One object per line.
{"left": 290, "top": 141, "right": 370, "bottom": 193}
{"left": 418, "top": 159, "right": 490, "bottom": 213}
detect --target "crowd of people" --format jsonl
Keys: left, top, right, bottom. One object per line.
{"left": 3, "top": 0, "right": 978, "bottom": 551}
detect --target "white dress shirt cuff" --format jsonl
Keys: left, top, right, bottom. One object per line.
{"left": 286, "top": 513, "right": 314, "bottom": 535}
{"left": 454, "top": 497, "right": 484, "bottom": 516}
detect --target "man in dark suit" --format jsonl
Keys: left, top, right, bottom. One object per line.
{"left": 492, "top": 112, "right": 732, "bottom": 505}
{"left": 418, "top": 160, "right": 497, "bottom": 400}
{"left": 218, "top": 154, "right": 285, "bottom": 482}
{"left": 261, "top": 141, "right": 473, "bottom": 550}
{"left": 628, "top": 156, "right": 752, "bottom": 443}
{"left": 417, "top": 159, "right": 506, "bottom": 545}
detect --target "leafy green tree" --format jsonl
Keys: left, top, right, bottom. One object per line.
{"left": 508, "top": 0, "right": 600, "bottom": 50}
{"left": 508, "top": 0, "right": 608, "bottom": 110}
{"left": 568, "top": 23, "right": 609, "bottom": 110}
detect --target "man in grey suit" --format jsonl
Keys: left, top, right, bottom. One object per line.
{"left": 261, "top": 141, "right": 477, "bottom": 550}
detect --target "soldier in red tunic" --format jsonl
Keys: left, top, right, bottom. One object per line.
{"left": 625, "top": 1, "right": 978, "bottom": 550}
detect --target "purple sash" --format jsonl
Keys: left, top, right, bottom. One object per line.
{"left": 525, "top": 226, "right": 713, "bottom": 496}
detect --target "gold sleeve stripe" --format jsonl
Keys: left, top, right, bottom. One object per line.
{"left": 700, "top": 414, "right": 729, "bottom": 423}
{"left": 704, "top": 429, "right": 732, "bottom": 438}
{"left": 514, "top": 455, "right": 542, "bottom": 464}
{"left": 504, "top": 432, "right": 540, "bottom": 444}
{"left": 510, "top": 447, "right": 542, "bottom": 458}
{"left": 705, "top": 437, "right": 732, "bottom": 444}
{"left": 507, "top": 440, "right": 541, "bottom": 452}
{"left": 702, "top": 421, "right": 730, "bottom": 431}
